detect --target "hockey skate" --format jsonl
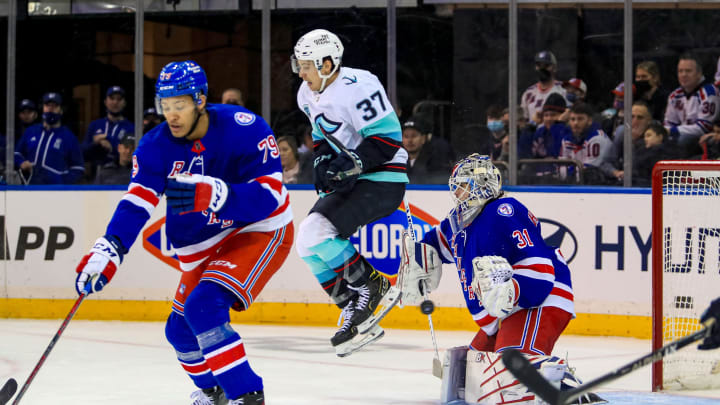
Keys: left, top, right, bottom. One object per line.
{"left": 353, "top": 270, "right": 401, "bottom": 335}
{"left": 330, "top": 297, "right": 387, "bottom": 358}
{"left": 228, "top": 390, "right": 264, "bottom": 405}
{"left": 190, "top": 386, "right": 228, "bottom": 405}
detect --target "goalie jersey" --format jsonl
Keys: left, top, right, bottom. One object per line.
{"left": 104, "top": 103, "right": 292, "bottom": 271}
{"left": 297, "top": 66, "right": 408, "bottom": 184}
{"left": 421, "top": 197, "right": 575, "bottom": 336}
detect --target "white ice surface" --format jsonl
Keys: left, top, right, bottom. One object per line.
{"left": 1, "top": 320, "right": 719, "bottom": 404}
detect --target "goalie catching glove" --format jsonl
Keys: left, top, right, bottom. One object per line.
{"left": 165, "top": 173, "right": 229, "bottom": 215}
{"left": 472, "top": 255, "right": 518, "bottom": 318}
{"left": 75, "top": 235, "right": 126, "bottom": 295}
{"left": 398, "top": 230, "right": 442, "bottom": 305}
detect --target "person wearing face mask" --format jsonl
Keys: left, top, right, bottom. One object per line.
{"left": 520, "top": 50, "right": 567, "bottom": 128}
{"left": 14, "top": 92, "right": 84, "bottom": 185}
{"left": 83, "top": 86, "right": 135, "bottom": 181}
{"left": 485, "top": 105, "right": 510, "bottom": 162}
{"left": 634, "top": 61, "right": 668, "bottom": 121}
{"left": 142, "top": 107, "right": 164, "bottom": 133}
{"left": 600, "top": 82, "right": 635, "bottom": 139}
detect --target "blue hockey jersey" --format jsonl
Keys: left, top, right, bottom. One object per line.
{"left": 105, "top": 104, "right": 292, "bottom": 271}
{"left": 14, "top": 124, "right": 84, "bottom": 184}
{"left": 83, "top": 117, "right": 135, "bottom": 164}
{"left": 421, "top": 197, "right": 575, "bottom": 336}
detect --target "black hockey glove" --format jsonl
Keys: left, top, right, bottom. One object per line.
{"left": 313, "top": 152, "right": 334, "bottom": 194}
{"left": 326, "top": 150, "right": 364, "bottom": 193}
{"left": 699, "top": 298, "right": 720, "bottom": 350}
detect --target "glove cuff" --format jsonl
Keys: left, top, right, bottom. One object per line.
{"left": 91, "top": 235, "right": 125, "bottom": 265}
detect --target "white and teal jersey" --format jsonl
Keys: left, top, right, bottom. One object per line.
{"left": 297, "top": 66, "right": 408, "bottom": 183}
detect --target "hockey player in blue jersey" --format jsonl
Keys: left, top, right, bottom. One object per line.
{"left": 291, "top": 29, "right": 408, "bottom": 356}
{"left": 398, "top": 154, "right": 596, "bottom": 404}
{"left": 74, "top": 61, "right": 293, "bottom": 405}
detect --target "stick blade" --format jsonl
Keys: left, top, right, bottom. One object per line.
{"left": 432, "top": 357, "right": 443, "bottom": 379}
{"left": 502, "top": 349, "right": 564, "bottom": 405}
{"left": 0, "top": 378, "right": 17, "bottom": 405}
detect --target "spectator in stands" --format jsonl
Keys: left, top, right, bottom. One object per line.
{"left": 562, "top": 78, "right": 587, "bottom": 107}
{"left": 83, "top": 86, "right": 135, "bottom": 180}
{"left": 16, "top": 99, "right": 38, "bottom": 141}
{"left": 613, "top": 100, "right": 654, "bottom": 178}
{"left": 632, "top": 122, "right": 677, "bottom": 186}
{"left": 532, "top": 94, "right": 570, "bottom": 160}
{"left": 296, "top": 124, "right": 313, "bottom": 158}
{"left": 664, "top": 52, "right": 720, "bottom": 158}
{"left": 484, "top": 105, "right": 509, "bottom": 162}
{"left": 221, "top": 88, "right": 244, "bottom": 106}
{"left": 142, "top": 107, "right": 163, "bottom": 134}
{"left": 635, "top": 61, "right": 668, "bottom": 121}
{"left": 95, "top": 131, "right": 135, "bottom": 185}
{"left": 699, "top": 122, "right": 720, "bottom": 160}
{"left": 277, "top": 135, "right": 311, "bottom": 184}
{"left": 14, "top": 92, "right": 84, "bottom": 185}
{"left": 521, "top": 50, "right": 567, "bottom": 128}
{"left": 402, "top": 115, "right": 454, "bottom": 184}
{"left": 502, "top": 106, "right": 535, "bottom": 159}
{"left": 560, "top": 103, "right": 618, "bottom": 185}
{"left": 602, "top": 82, "right": 634, "bottom": 138}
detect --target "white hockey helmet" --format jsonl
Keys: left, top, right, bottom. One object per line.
{"left": 448, "top": 154, "right": 503, "bottom": 233}
{"left": 291, "top": 29, "right": 344, "bottom": 91}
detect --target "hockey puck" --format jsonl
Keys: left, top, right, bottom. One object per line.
{"left": 420, "top": 300, "right": 435, "bottom": 315}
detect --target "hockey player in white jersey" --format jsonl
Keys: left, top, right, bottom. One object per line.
{"left": 291, "top": 29, "right": 408, "bottom": 357}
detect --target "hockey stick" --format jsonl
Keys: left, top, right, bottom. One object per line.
{"left": 402, "top": 196, "right": 443, "bottom": 379}
{"left": 320, "top": 132, "right": 363, "bottom": 180}
{"left": 5, "top": 285, "right": 91, "bottom": 405}
{"left": 502, "top": 319, "right": 716, "bottom": 405}
{"left": 0, "top": 379, "right": 17, "bottom": 405}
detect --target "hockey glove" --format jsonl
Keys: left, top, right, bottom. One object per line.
{"left": 326, "top": 150, "right": 364, "bottom": 193}
{"left": 699, "top": 298, "right": 720, "bottom": 350}
{"left": 75, "top": 235, "right": 125, "bottom": 295}
{"left": 313, "top": 153, "right": 334, "bottom": 194}
{"left": 472, "top": 256, "right": 518, "bottom": 318}
{"left": 166, "top": 173, "right": 229, "bottom": 215}
{"left": 398, "top": 231, "right": 442, "bottom": 305}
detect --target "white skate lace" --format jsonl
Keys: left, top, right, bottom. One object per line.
{"left": 336, "top": 300, "right": 355, "bottom": 332}
{"left": 354, "top": 285, "right": 371, "bottom": 312}
{"left": 190, "top": 389, "right": 215, "bottom": 405}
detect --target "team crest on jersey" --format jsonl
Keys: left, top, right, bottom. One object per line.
{"left": 234, "top": 112, "right": 256, "bottom": 126}
{"left": 314, "top": 113, "right": 342, "bottom": 135}
{"left": 303, "top": 104, "right": 311, "bottom": 118}
{"left": 497, "top": 203, "right": 514, "bottom": 217}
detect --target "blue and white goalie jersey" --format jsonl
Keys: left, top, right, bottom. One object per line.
{"left": 422, "top": 197, "right": 575, "bottom": 336}
{"left": 297, "top": 66, "right": 408, "bottom": 184}
{"left": 105, "top": 104, "right": 292, "bottom": 271}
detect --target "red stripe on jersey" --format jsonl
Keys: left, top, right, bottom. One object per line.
{"left": 256, "top": 175, "right": 283, "bottom": 194}
{"left": 475, "top": 313, "right": 497, "bottom": 328}
{"left": 128, "top": 185, "right": 160, "bottom": 206}
{"left": 513, "top": 262, "right": 555, "bottom": 275}
{"left": 368, "top": 136, "right": 401, "bottom": 148}
{"left": 551, "top": 286, "right": 574, "bottom": 301}
{"left": 437, "top": 227, "right": 450, "bottom": 252}
{"left": 267, "top": 195, "right": 290, "bottom": 219}
{"left": 181, "top": 361, "right": 210, "bottom": 375}
{"left": 205, "top": 340, "right": 247, "bottom": 371}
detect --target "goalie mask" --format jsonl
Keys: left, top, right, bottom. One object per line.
{"left": 448, "top": 154, "right": 502, "bottom": 234}
{"left": 291, "top": 29, "right": 344, "bottom": 92}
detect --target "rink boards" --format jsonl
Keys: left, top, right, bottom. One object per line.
{"left": 0, "top": 186, "right": 679, "bottom": 338}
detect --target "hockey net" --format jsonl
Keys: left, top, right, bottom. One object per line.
{"left": 652, "top": 161, "right": 720, "bottom": 391}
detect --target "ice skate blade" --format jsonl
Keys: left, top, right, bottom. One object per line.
{"left": 334, "top": 325, "right": 385, "bottom": 357}
{"left": 356, "top": 287, "right": 402, "bottom": 335}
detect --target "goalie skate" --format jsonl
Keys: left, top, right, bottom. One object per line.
{"left": 334, "top": 324, "right": 385, "bottom": 357}
{"left": 356, "top": 286, "right": 401, "bottom": 334}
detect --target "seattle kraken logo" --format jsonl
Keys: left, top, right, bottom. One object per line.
{"left": 314, "top": 113, "right": 342, "bottom": 136}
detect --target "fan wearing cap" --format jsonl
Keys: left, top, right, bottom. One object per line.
{"left": 562, "top": 78, "right": 587, "bottom": 107}
{"left": 142, "top": 107, "right": 164, "bottom": 133}
{"left": 83, "top": 86, "right": 135, "bottom": 180}
{"left": 14, "top": 92, "right": 84, "bottom": 184}
{"left": 94, "top": 132, "right": 136, "bottom": 185}
{"left": 402, "top": 115, "right": 454, "bottom": 184}
{"left": 531, "top": 93, "right": 571, "bottom": 162}
{"left": 15, "top": 99, "right": 38, "bottom": 141}
{"left": 521, "top": 50, "right": 568, "bottom": 127}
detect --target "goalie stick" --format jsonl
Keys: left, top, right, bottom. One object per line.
{"left": 3, "top": 286, "right": 91, "bottom": 405}
{"left": 501, "top": 319, "right": 716, "bottom": 405}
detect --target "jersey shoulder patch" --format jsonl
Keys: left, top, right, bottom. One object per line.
{"left": 497, "top": 203, "right": 515, "bottom": 217}
{"left": 234, "top": 112, "right": 256, "bottom": 126}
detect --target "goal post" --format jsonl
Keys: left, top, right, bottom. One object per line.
{"left": 652, "top": 160, "right": 720, "bottom": 391}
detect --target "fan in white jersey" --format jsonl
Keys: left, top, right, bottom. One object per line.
{"left": 291, "top": 29, "right": 408, "bottom": 356}
{"left": 521, "top": 50, "right": 567, "bottom": 126}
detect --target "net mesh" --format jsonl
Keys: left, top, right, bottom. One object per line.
{"left": 661, "top": 169, "right": 720, "bottom": 390}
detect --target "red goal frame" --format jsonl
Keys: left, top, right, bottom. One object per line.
{"left": 651, "top": 160, "right": 720, "bottom": 391}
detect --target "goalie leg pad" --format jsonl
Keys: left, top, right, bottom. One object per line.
{"left": 465, "top": 350, "right": 536, "bottom": 405}
{"left": 440, "top": 346, "right": 468, "bottom": 404}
